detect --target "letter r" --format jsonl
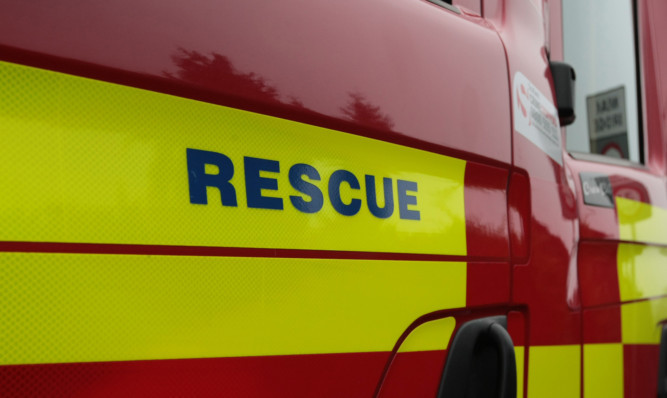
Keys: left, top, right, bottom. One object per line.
{"left": 186, "top": 148, "right": 238, "bottom": 206}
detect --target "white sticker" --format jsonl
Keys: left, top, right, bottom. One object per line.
{"left": 513, "top": 72, "right": 562, "bottom": 165}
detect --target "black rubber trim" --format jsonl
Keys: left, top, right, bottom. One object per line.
{"left": 658, "top": 325, "right": 667, "bottom": 398}
{"left": 437, "top": 316, "right": 517, "bottom": 398}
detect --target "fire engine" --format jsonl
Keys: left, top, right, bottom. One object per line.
{"left": 1, "top": 0, "right": 666, "bottom": 397}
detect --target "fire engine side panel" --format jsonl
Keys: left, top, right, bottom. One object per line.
{"left": 0, "top": 0, "right": 513, "bottom": 396}
{"left": 0, "top": 0, "right": 511, "bottom": 165}
{"left": 486, "top": 0, "right": 581, "bottom": 396}
{"left": 550, "top": 0, "right": 667, "bottom": 397}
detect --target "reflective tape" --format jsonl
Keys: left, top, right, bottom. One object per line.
{"left": 621, "top": 297, "right": 667, "bottom": 344}
{"left": 583, "top": 343, "right": 624, "bottom": 398}
{"left": 616, "top": 197, "right": 667, "bottom": 346}
{"left": 515, "top": 346, "right": 524, "bottom": 398}
{"left": 617, "top": 243, "right": 667, "bottom": 302}
{"left": 0, "top": 252, "right": 466, "bottom": 365}
{"left": 527, "top": 345, "right": 580, "bottom": 398}
{"left": 617, "top": 196, "right": 667, "bottom": 245}
{"left": 0, "top": 61, "right": 466, "bottom": 255}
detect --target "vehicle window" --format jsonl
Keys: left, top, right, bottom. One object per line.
{"left": 562, "top": 0, "right": 642, "bottom": 163}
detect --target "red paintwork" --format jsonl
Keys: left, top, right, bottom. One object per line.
{"left": 2, "top": 0, "right": 667, "bottom": 396}
{"left": 0, "top": 353, "right": 389, "bottom": 398}
{"left": 624, "top": 345, "right": 660, "bottom": 398}
{"left": 510, "top": 171, "right": 580, "bottom": 345}
{"left": 583, "top": 307, "right": 623, "bottom": 345}
{"left": 467, "top": 262, "right": 512, "bottom": 307}
{"left": 0, "top": 0, "right": 511, "bottom": 166}
{"left": 464, "top": 162, "right": 510, "bottom": 259}
{"left": 0, "top": 241, "right": 467, "bottom": 262}
{"left": 507, "top": 310, "right": 527, "bottom": 347}
{"left": 487, "top": 0, "right": 583, "bottom": 348}
{"left": 577, "top": 241, "right": 621, "bottom": 308}
{"left": 376, "top": 350, "right": 447, "bottom": 398}
{"left": 508, "top": 171, "right": 531, "bottom": 261}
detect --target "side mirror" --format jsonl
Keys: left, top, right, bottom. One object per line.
{"left": 550, "top": 61, "right": 577, "bottom": 126}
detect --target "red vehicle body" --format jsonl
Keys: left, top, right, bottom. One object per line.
{"left": 1, "top": 0, "right": 666, "bottom": 397}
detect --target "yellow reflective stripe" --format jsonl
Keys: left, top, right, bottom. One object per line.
{"left": 515, "top": 346, "right": 524, "bottom": 398}
{"left": 616, "top": 198, "right": 667, "bottom": 344}
{"left": 527, "top": 345, "right": 580, "bottom": 398}
{"left": 0, "top": 61, "right": 466, "bottom": 255}
{"left": 617, "top": 197, "right": 667, "bottom": 245}
{"left": 397, "top": 317, "right": 456, "bottom": 353}
{"left": 583, "top": 344, "right": 624, "bottom": 398}
{"left": 621, "top": 297, "right": 667, "bottom": 344}
{"left": 0, "top": 252, "right": 466, "bottom": 365}
{"left": 617, "top": 243, "right": 667, "bottom": 301}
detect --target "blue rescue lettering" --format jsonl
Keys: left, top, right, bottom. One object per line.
{"left": 244, "top": 156, "right": 283, "bottom": 210}
{"left": 365, "top": 175, "right": 394, "bottom": 219}
{"left": 328, "top": 169, "right": 362, "bottom": 216}
{"left": 186, "top": 148, "right": 420, "bottom": 221}
{"left": 289, "top": 163, "right": 324, "bottom": 213}
{"left": 186, "top": 148, "right": 238, "bottom": 207}
{"left": 397, "top": 179, "right": 420, "bottom": 220}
